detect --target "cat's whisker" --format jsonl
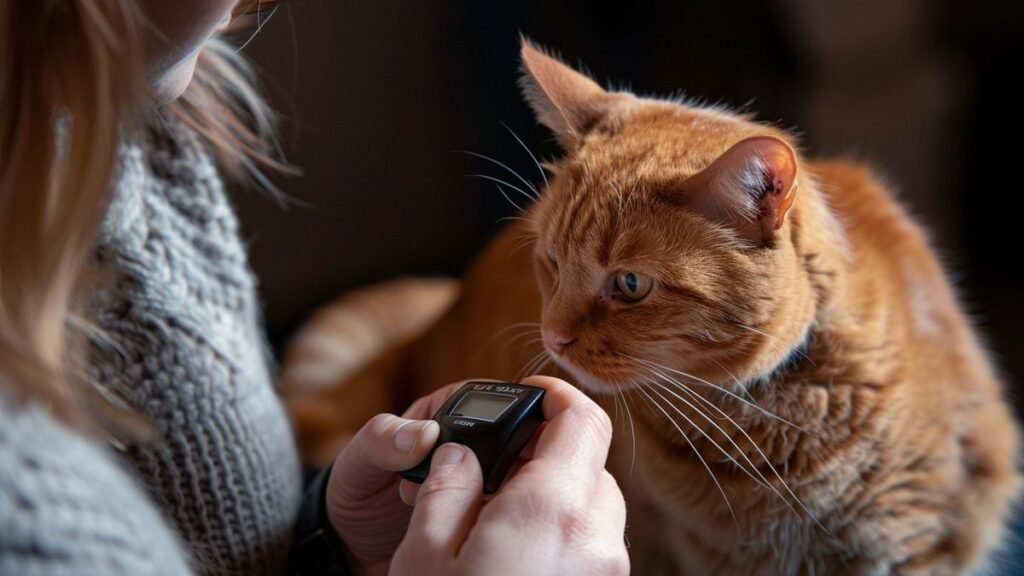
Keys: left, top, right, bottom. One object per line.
{"left": 736, "top": 323, "right": 815, "bottom": 366}
{"left": 500, "top": 334, "right": 544, "bottom": 358}
{"left": 601, "top": 392, "right": 620, "bottom": 427}
{"left": 514, "top": 335, "right": 544, "bottom": 348}
{"left": 625, "top": 354, "right": 828, "bottom": 530}
{"left": 518, "top": 339, "right": 547, "bottom": 360}
{"left": 625, "top": 353, "right": 807, "bottom": 433}
{"left": 708, "top": 356, "right": 760, "bottom": 404}
{"left": 638, "top": 373, "right": 777, "bottom": 496}
{"left": 497, "top": 215, "right": 538, "bottom": 227}
{"left": 478, "top": 322, "right": 541, "bottom": 347}
{"left": 235, "top": 2, "right": 281, "bottom": 53}
{"left": 533, "top": 357, "right": 552, "bottom": 376}
{"left": 532, "top": 350, "right": 552, "bottom": 372}
{"left": 515, "top": 352, "right": 544, "bottom": 382}
{"left": 468, "top": 174, "right": 536, "bottom": 205}
{"left": 622, "top": 381, "right": 638, "bottom": 477}
{"left": 609, "top": 386, "right": 622, "bottom": 426}
{"left": 508, "top": 235, "right": 539, "bottom": 259}
{"left": 502, "top": 122, "right": 549, "bottom": 190}
{"left": 499, "top": 327, "right": 543, "bottom": 346}
{"left": 509, "top": 241, "right": 535, "bottom": 258}
{"left": 460, "top": 150, "right": 539, "bottom": 198}
{"left": 516, "top": 349, "right": 552, "bottom": 382}
{"left": 519, "top": 350, "right": 547, "bottom": 380}
{"left": 471, "top": 322, "right": 541, "bottom": 364}
{"left": 641, "top": 370, "right": 785, "bottom": 501}
{"left": 631, "top": 354, "right": 784, "bottom": 421}
{"left": 649, "top": 361, "right": 743, "bottom": 423}
{"left": 635, "top": 384, "right": 739, "bottom": 529}
{"left": 493, "top": 184, "right": 524, "bottom": 214}
{"left": 640, "top": 364, "right": 828, "bottom": 535}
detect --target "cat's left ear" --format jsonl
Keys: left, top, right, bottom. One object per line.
{"left": 519, "top": 39, "right": 627, "bottom": 149}
{"left": 685, "top": 136, "right": 799, "bottom": 247}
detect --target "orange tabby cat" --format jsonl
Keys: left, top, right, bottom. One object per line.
{"left": 282, "top": 41, "right": 1021, "bottom": 574}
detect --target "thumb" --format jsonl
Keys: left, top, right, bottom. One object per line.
{"left": 329, "top": 414, "right": 440, "bottom": 505}
{"left": 393, "top": 444, "right": 484, "bottom": 571}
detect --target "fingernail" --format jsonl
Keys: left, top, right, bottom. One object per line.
{"left": 394, "top": 420, "right": 430, "bottom": 453}
{"left": 432, "top": 443, "right": 466, "bottom": 468}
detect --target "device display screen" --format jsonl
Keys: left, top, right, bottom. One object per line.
{"left": 401, "top": 381, "right": 546, "bottom": 494}
{"left": 450, "top": 392, "right": 517, "bottom": 422}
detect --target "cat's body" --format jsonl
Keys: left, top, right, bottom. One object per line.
{"left": 282, "top": 43, "right": 1020, "bottom": 574}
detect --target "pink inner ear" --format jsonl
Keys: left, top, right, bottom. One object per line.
{"left": 683, "top": 136, "right": 799, "bottom": 246}
{"left": 756, "top": 141, "right": 798, "bottom": 232}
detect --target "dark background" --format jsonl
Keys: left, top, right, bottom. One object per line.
{"left": 238, "top": 0, "right": 1022, "bottom": 567}
{"left": 240, "top": 0, "right": 1021, "bottom": 394}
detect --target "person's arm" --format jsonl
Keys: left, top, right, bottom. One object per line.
{"left": 0, "top": 399, "right": 194, "bottom": 576}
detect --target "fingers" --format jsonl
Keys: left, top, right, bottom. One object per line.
{"left": 399, "top": 375, "right": 612, "bottom": 508}
{"left": 398, "top": 478, "right": 421, "bottom": 506}
{"left": 398, "top": 378, "right": 516, "bottom": 505}
{"left": 519, "top": 375, "right": 583, "bottom": 420}
{"left": 591, "top": 470, "right": 628, "bottom": 547}
{"left": 392, "top": 377, "right": 628, "bottom": 576}
{"left": 474, "top": 374, "right": 616, "bottom": 551}
{"left": 584, "top": 471, "right": 631, "bottom": 576}
{"left": 392, "top": 444, "right": 484, "bottom": 571}
{"left": 518, "top": 375, "right": 613, "bottom": 479}
{"left": 461, "top": 464, "right": 629, "bottom": 576}
{"left": 328, "top": 413, "right": 439, "bottom": 505}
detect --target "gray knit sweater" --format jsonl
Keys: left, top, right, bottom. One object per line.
{"left": 0, "top": 128, "right": 302, "bottom": 575}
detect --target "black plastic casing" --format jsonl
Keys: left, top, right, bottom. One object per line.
{"left": 400, "top": 381, "right": 545, "bottom": 494}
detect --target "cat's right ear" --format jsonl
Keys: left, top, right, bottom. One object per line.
{"left": 519, "top": 38, "right": 624, "bottom": 149}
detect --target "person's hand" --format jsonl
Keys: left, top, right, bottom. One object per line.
{"left": 324, "top": 381, "right": 465, "bottom": 576}
{"left": 390, "top": 375, "right": 629, "bottom": 576}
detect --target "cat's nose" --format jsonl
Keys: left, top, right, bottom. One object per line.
{"left": 542, "top": 328, "right": 575, "bottom": 354}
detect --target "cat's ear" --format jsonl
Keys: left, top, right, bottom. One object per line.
{"left": 686, "top": 136, "right": 799, "bottom": 247}
{"left": 519, "top": 39, "right": 623, "bottom": 148}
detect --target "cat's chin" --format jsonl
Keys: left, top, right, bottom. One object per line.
{"left": 548, "top": 353, "right": 623, "bottom": 396}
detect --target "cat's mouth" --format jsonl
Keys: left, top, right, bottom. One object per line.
{"left": 547, "top": 351, "right": 624, "bottom": 396}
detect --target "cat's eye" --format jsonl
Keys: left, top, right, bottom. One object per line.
{"left": 614, "top": 271, "right": 654, "bottom": 301}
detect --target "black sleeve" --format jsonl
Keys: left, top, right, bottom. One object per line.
{"left": 285, "top": 464, "right": 355, "bottom": 576}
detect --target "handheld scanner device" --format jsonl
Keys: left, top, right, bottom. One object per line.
{"left": 400, "top": 381, "right": 545, "bottom": 494}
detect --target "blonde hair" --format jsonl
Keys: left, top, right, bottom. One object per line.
{"left": 0, "top": 1, "right": 284, "bottom": 432}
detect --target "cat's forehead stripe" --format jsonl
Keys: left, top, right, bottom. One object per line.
{"left": 552, "top": 176, "right": 588, "bottom": 249}
{"left": 570, "top": 191, "right": 603, "bottom": 249}
{"left": 549, "top": 173, "right": 634, "bottom": 265}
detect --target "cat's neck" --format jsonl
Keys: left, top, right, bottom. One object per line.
{"left": 750, "top": 328, "right": 813, "bottom": 386}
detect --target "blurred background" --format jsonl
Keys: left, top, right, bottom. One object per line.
{"left": 240, "top": 0, "right": 1021, "bottom": 392}
{"left": 240, "top": 4, "right": 1019, "bottom": 391}
{"left": 238, "top": 0, "right": 1022, "bottom": 567}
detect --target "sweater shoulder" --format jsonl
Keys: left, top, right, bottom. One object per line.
{"left": 0, "top": 397, "right": 193, "bottom": 576}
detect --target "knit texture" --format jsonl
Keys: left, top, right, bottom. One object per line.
{"left": 0, "top": 127, "right": 302, "bottom": 575}
{"left": 0, "top": 398, "right": 194, "bottom": 576}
